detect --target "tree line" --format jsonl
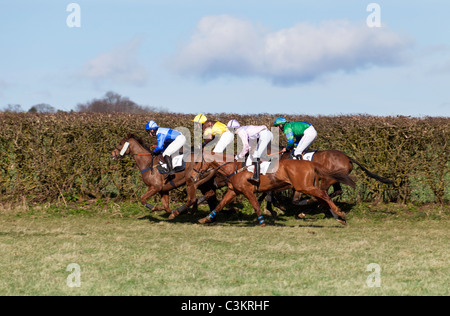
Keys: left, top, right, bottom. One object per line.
{"left": 0, "top": 91, "right": 167, "bottom": 114}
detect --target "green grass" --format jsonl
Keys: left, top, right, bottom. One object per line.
{"left": 0, "top": 201, "right": 448, "bottom": 296}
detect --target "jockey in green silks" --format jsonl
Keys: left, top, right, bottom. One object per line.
{"left": 273, "top": 116, "right": 317, "bottom": 160}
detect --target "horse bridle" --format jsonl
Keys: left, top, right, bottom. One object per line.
{"left": 191, "top": 151, "right": 234, "bottom": 182}
{"left": 113, "top": 138, "right": 157, "bottom": 174}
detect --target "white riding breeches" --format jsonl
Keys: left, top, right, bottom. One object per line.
{"left": 293, "top": 125, "right": 317, "bottom": 156}
{"left": 163, "top": 134, "right": 187, "bottom": 157}
{"left": 213, "top": 131, "right": 234, "bottom": 153}
{"left": 252, "top": 129, "right": 273, "bottom": 159}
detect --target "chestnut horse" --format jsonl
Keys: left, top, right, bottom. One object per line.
{"left": 263, "top": 149, "right": 394, "bottom": 208}
{"left": 111, "top": 134, "right": 218, "bottom": 217}
{"left": 190, "top": 153, "right": 355, "bottom": 226}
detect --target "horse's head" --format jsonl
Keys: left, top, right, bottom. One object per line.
{"left": 111, "top": 134, "right": 133, "bottom": 161}
{"left": 190, "top": 151, "right": 237, "bottom": 183}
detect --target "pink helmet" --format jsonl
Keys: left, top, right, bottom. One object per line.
{"left": 227, "top": 120, "right": 240, "bottom": 129}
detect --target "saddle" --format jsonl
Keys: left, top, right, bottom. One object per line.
{"left": 156, "top": 154, "right": 186, "bottom": 175}
{"left": 292, "top": 150, "right": 318, "bottom": 161}
{"left": 246, "top": 160, "right": 274, "bottom": 175}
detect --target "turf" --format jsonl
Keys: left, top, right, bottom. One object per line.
{"left": 0, "top": 202, "right": 448, "bottom": 296}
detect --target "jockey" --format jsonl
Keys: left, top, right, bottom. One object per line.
{"left": 193, "top": 114, "right": 233, "bottom": 154}
{"left": 212, "top": 120, "right": 240, "bottom": 154}
{"left": 273, "top": 116, "right": 317, "bottom": 160}
{"left": 145, "top": 120, "right": 187, "bottom": 176}
{"left": 232, "top": 121, "right": 274, "bottom": 185}
{"left": 192, "top": 114, "right": 227, "bottom": 146}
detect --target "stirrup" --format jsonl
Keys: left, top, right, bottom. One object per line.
{"left": 248, "top": 163, "right": 260, "bottom": 185}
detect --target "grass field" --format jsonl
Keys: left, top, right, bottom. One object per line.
{"left": 0, "top": 201, "right": 448, "bottom": 296}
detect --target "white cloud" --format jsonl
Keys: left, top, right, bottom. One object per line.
{"left": 81, "top": 38, "right": 148, "bottom": 86}
{"left": 171, "top": 15, "right": 413, "bottom": 85}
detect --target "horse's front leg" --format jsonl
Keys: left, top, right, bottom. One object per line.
{"left": 199, "top": 189, "right": 237, "bottom": 224}
{"left": 199, "top": 181, "right": 219, "bottom": 212}
{"left": 191, "top": 187, "right": 217, "bottom": 214}
{"left": 241, "top": 188, "right": 267, "bottom": 227}
{"left": 140, "top": 186, "right": 159, "bottom": 212}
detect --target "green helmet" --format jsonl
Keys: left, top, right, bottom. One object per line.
{"left": 273, "top": 116, "right": 287, "bottom": 126}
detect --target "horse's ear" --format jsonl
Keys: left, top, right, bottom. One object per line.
{"left": 126, "top": 133, "right": 133, "bottom": 139}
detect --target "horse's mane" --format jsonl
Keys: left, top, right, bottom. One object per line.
{"left": 127, "top": 133, "right": 152, "bottom": 152}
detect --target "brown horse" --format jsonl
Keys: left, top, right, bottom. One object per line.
{"left": 275, "top": 149, "right": 393, "bottom": 206}
{"left": 111, "top": 134, "right": 218, "bottom": 216}
{"left": 191, "top": 153, "right": 355, "bottom": 226}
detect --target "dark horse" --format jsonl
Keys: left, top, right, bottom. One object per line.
{"left": 190, "top": 153, "right": 356, "bottom": 226}
{"left": 111, "top": 134, "right": 219, "bottom": 217}
{"left": 262, "top": 149, "right": 394, "bottom": 213}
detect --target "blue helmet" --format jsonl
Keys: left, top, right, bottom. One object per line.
{"left": 145, "top": 120, "right": 159, "bottom": 130}
{"left": 273, "top": 116, "right": 287, "bottom": 126}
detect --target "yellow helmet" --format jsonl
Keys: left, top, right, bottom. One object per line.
{"left": 192, "top": 114, "right": 207, "bottom": 124}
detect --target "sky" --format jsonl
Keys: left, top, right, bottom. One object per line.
{"left": 0, "top": 0, "right": 449, "bottom": 117}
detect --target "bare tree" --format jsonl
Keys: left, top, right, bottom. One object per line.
{"left": 28, "top": 103, "right": 56, "bottom": 113}
{"left": 76, "top": 91, "right": 151, "bottom": 113}
{"left": 2, "top": 104, "right": 23, "bottom": 113}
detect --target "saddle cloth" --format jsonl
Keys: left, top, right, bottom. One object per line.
{"left": 246, "top": 160, "right": 275, "bottom": 175}
{"left": 294, "top": 150, "right": 317, "bottom": 161}
{"left": 157, "top": 155, "right": 185, "bottom": 174}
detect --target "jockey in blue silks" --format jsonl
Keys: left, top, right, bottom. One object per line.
{"left": 145, "top": 120, "right": 186, "bottom": 176}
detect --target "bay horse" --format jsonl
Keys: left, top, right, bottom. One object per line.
{"left": 111, "top": 134, "right": 218, "bottom": 217}
{"left": 191, "top": 153, "right": 356, "bottom": 226}
{"left": 265, "top": 149, "right": 394, "bottom": 208}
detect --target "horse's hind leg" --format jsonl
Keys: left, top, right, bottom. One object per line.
{"left": 170, "top": 178, "right": 199, "bottom": 218}
{"left": 298, "top": 187, "right": 346, "bottom": 225}
{"left": 296, "top": 178, "right": 336, "bottom": 206}
{"left": 328, "top": 183, "right": 343, "bottom": 199}
{"left": 160, "top": 192, "right": 174, "bottom": 215}
{"left": 262, "top": 192, "right": 278, "bottom": 219}
{"left": 199, "top": 185, "right": 218, "bottom": 212}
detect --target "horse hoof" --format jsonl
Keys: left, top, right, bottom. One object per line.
{"left": 198, "top": 217, "right": 212, "bottom": 224}
{"left": 259, "top": 223, "right": 266, "bottom": 227}
{"left": 336, "top": 218, "right": 347, "bottom": 225}
{"left": 168, "top": 210, "right": 179, "bottom": 220}
{"left": 264, "top": 209, "right": 277, "bottom": 219}
{"left": 264, "top": 209, "right": 277, "bottom": 217}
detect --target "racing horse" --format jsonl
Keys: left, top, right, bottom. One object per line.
{"left": 191, "top": 153, "right": 356, "bottom": 226}
{"left": 261, "top": 149, "right": 394, "bottom": 213}
{"left": 111, "top": 134, "right": 219, "bottom": 216}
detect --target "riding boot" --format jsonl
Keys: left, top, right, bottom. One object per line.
{"left": 248, "top": 158, "right": 260, "bottom": 185}
{"left": 164, "top": 155, "right": 174, "bottom": 177}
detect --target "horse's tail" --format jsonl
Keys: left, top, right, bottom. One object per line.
{"left": 348, "top": 157, "right": 394, "bottom": 185}
{"left": 313, "top": 164, "right": 356, "bottom": 188}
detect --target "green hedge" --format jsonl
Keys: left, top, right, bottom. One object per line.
{"left": 0, "top": 112, "right": 448, "bottom": 204}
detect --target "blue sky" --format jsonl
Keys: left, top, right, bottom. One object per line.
{"left": 0, "top": 0, "right": 449, "bottom": 116}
